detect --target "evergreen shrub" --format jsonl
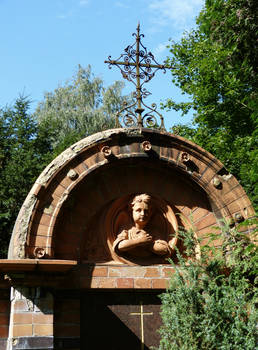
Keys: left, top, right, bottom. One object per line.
{"left": 158, "top": 218, "right": 257, "bottom": 350}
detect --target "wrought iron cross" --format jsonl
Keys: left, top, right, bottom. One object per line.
{"left": 105, "top": 23, "right": 171, "bottom": 130}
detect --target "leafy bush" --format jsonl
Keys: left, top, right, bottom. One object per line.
{"left": 158, "top": 219, "right": 257, "bottom": 350}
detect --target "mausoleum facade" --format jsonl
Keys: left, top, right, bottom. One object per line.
{"left": 0, "top": 127, "right": 254, "bottom": 350}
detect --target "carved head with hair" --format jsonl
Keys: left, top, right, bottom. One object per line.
{"left": 130, "top": 194, "right": 152, "bottom": 228}
{"left": 130, "top": 194, "right": 151, "bottom": 208}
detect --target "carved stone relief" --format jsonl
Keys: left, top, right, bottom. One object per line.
{"left": 106, "top": 193, "right": 178, "bottom": 265}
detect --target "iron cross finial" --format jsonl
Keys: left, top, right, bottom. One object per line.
{"left": 104, "top": 24, "right": 172, "bottom": 130}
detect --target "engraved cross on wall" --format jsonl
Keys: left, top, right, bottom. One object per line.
{"left": 130, "top": 301, "right": 153, "bottom": 350}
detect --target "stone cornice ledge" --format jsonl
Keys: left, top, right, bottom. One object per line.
{"left": 0, "top": 259, "right": 77, "bottom": 273}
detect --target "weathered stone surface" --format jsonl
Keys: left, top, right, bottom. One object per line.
{"left": 0, "top": 339, "right": 7, "bottom": 350}
{"left": 8, "top": 193, "right": 37, "bottom": 259}
{"left": 12, "top": 336, "right": 53, "bottom": 349}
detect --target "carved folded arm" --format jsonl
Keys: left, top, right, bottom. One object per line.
{"left": 118, "top": 234, "right": 153, "bottom": 252}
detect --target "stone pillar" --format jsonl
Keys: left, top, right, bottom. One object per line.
{"left": 7, "top": 287, "right": 53, "bottom": 350}
{"left": 0, "top": 288, "right": 10, "bottom": 350}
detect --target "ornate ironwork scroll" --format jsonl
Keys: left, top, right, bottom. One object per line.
{"left": 105, "top": 23, "right": 172, "bottom": 130}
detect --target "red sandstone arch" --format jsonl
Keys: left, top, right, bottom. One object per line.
{"left": 8, "top": 128, "right": 254, "bottom": 261}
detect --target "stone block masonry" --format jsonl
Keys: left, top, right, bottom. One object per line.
{"left": 7, "top": 287, "right": 53, "bottom": 350}
{"left": 79, "top": 264, "right": 175, "bottom": 289}
{"left": 54, "top": 295, "right": 80, "bottom": 350}
{"left": 2, "top": 264, "right": 175, "bottom": 350}
{"left": 0, "top": 289, "right": 10, "bottom": 350}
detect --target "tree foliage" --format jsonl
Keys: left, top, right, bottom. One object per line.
{"left": 34, "top": 64, "right": 130, "bottom": 156}
{"left": 0, "top": 65, "right": 129, "bottom": 257}
{"left": 158, "top": 220, "right": 257, "bottom": 350}
{"left": 0, "top": 97, "right": 52, "bottom": 257}
{"left": 164, "top": 0, "right": 257, "bottom": 208}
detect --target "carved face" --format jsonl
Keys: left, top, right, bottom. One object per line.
{"left": 132, "top": 202, "right": 150, "bottom": 226}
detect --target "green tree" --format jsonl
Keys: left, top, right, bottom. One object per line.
{"left": 158, "top": 220, "right": 257, "bottom": 350}
{"left": 0, "top": 97, "right": 52, "bottom": 258}
{"left": 0, "top": 66, "right": 129, "bottom": 257}
{"left": 34, "top": 64, "right": 130, "bottom": 156}
{"left": 164, "top": 0, "right": 257, "bottom": 208}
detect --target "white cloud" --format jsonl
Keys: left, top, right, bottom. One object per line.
{"left": 79, "top": 0, "right": 90, "bottom": 6}
{"left": 153, "top": 41, "right": 169, "bottom": 56}
{"left": 57, "top": 11, "right": 74, "bottom": 20}
{"left": 57, "top": 14, "right": 67, "bottom": 19}
{"left": 148, "top": 0, "right": 203, "bottom": 32}
{"left": 115, "top": 1, "right": 130, "bottom": 9}
{"left": 57, "top": 1, "right": 90, "bottom": 19}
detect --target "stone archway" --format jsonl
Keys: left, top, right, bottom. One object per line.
{"left": 9, "top": 128, "right": 253, "bottom": 261}
{"left": 1, "top": 128, "right": 254, "bottom": 350}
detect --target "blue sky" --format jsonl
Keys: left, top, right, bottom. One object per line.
{"left": 0, "top": 0, "right": 204, "bottom": 129}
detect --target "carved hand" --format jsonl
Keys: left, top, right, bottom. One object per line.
{"left": 136, "top": 233, "right": 153, "bottom": 245}
{"left": 152, "top": 239, "right": 170, "bottom": 255}
{"left": 117, "top": 233, "right": 152, "bottom": 252}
